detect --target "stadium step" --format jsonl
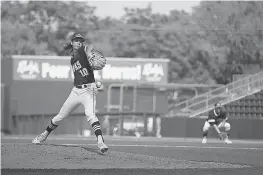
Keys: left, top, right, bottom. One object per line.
{"left": 170, "top": 71, "right": 263, "bottom": 118}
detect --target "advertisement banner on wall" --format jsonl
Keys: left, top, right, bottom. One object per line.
{"left": 12, "top": 55, "right": 169, "bottom": 84}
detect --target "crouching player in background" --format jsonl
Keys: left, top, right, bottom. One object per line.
{"left": 202, "top": 102, "right": 232, "bottom": 144}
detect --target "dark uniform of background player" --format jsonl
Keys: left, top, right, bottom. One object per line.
{"left": 202, "top": 102, "right": 232, "bottom": 144}
{"left": 32, "top": 33, "right": 108, "bottom": 153}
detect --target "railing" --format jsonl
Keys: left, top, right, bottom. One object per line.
{"left": 170, "top": 71, "right": 263, "bottom": 117}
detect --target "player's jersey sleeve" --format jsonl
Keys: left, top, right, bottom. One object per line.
{"left": 84, "top": 44, "right": 94, "bottom": 59}
{"left": 84, "top": 44, "right": 101, "bottom": 58}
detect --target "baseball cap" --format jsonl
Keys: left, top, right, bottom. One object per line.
{"left": 214, "top": 102, "right": 222, "bottom": 108}
{"left": 71, "top": 33, "right": 85, "bottom": 41}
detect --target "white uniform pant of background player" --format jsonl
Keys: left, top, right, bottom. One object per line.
{"left": 52, "top": 83, "right": 99, "bottom": 126}
{"left": 203, "top": 121, "right": 231, "bottom": 132}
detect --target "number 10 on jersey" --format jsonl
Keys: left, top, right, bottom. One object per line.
{"left": 79, "top": 68, "right": 89, "bottom": 76}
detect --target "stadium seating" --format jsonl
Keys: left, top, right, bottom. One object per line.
{"left": 225, "top": 90, "right": 263, "bottom": 119}
{"left": 169, "top": 71, "right": 263, "bottom": 119}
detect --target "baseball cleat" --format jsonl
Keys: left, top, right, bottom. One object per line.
{"left": 98, "top": 142, "right": 108, "bottom": 153}
{"left": 32, "top": 132, "right": 49, "bottom": 144}
{"left": 224, "top": 138, "right": 232, "bottom": 144}
{"left": 202, "top": 137, "right": 207, "bottom": 144}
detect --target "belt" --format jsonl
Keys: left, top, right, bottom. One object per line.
{"left": 75, "top": 84, "right": 90, "bottom": 89}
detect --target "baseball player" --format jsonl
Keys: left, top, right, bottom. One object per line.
{"left": 202, "top": 102, "right": 232, "bottom": 144}
{"left": 32, "top": 32, "right": 108, "bottom": 153}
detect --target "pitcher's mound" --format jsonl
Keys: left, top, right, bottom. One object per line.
{"left": 2, "top": 143, "right": 249, "bottom": 169}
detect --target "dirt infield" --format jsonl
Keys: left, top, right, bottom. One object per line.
{"left": 2, "top": 143, "right": 248, "bottom": 169}
{"left": 1, "top": 136, "right": 263, "bottom": 175}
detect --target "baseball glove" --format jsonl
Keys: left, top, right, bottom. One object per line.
{"left": 85, "top": 45, "right": 106, "bottom": 70}
{"left": 219, "top": 132, "right": 227, "bottom": 140}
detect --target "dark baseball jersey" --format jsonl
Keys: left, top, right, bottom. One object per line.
{"left": 70, "top": 45, "right": 95, "bottom": 86}
{"left": 206, "top": 109, "right": 227, "bottom": 125}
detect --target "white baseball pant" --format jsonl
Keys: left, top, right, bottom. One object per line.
{"left": 51, "top": 83, "right": 99, "bottom": 125}
{"left": 203, "top": 121, "right": 231, "bottom": 132}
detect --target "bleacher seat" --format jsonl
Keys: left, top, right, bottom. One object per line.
{"left": 241, "top": 106, "right": 246, "bottom": 113}
{"left": 223, "top": 90, "right": 262, "bottom": 119}
{"left": 251, "top": 106, "right": 257, "bottom": 113}
{"left": 256, "top": 100, "right": 261, "bottom": 107}
{"left": 229, "top": 112, "right": 234, "bottom": 118}
{"left": 234, "top": 106, "right": 239, "bottom": 113}
{"left": 234, "top": 100, "right": 239, "bottom": 106}
{"left": 232, "top": 106, "right": 236, "bottom": 113}
{"left": 240, "top": 112, "right": 246, "bottom": 118}
{"left": 250, "top": 112, "right": 257, "bottom": 118}
{"left": 235, "top": 112, "right": 240, "bottom": 118}
{"left": 240, "top": 100, "right": 246, "bottom": 106}
{"left": 245, "top": 99, "right": 250, "bottom": 106}
{"left": 227, "top": 106, "right": 232, "bottom": 113}
{"left": 251, "top": 99, "right": 257, "bottom": 107}
{"left": 256, "top": 107, "right": 262, "bottom": 113}
{"left": 255, "top": 113, "right": 261, "bottom": 118}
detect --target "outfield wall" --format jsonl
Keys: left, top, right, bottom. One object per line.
{"left": 1, "top": 55, "right": 169, "bottom": 134}
{"left": 2, "top": 55, "right": 263, "bottom": 139}
{"left": 10, "top": 114, "right": 263, "bottom": 140}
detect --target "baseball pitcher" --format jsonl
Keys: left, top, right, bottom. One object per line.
{"left": 32, "top": 32, "right": 108, "bottom": 153}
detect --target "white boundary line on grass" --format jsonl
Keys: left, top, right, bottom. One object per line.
{"left": 3, "top": 136, "right": 263, "bottom": 144}
{"left": 2, "top": 142, "right": 263, "bottom": 150}
{"left": 60, "top": 143, "right": 263, "bottom": 150}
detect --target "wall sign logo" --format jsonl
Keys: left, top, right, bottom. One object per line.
{"left": 142, "top": 63, "right": 164, "bottom": 82}
{"left": 16, "top": 60, "right": 40, "bottom": 80}
{"left": 102, "top": 64, "right": 142, "bottom": 81}
{"left": 41, "top": 62, "right": 71, "bottom": 79}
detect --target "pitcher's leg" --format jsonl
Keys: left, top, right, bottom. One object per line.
{"left": 32, "top": 89, "right": 80, "bottom": 144}
{"left": 81, "top": 86, "right": 108, "bottom": 153}
{"left": 51, "top": 90, "right": 80, "bottom": 125}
